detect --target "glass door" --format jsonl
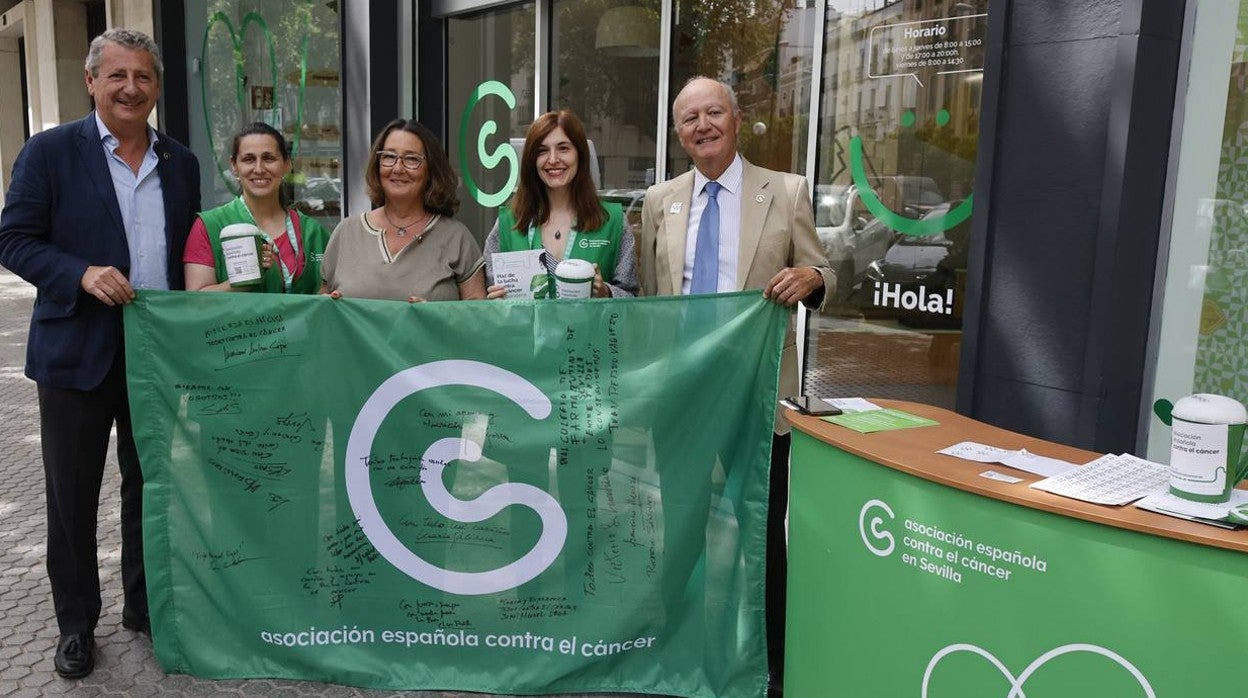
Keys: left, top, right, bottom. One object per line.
{"left": 803, "top": 0, "right": 989, "bottom": 408}
{"left": 446, "top": 2, "right": 537, "bottom": 244}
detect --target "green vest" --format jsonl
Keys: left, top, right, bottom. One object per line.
{"left": 198, "top": 198, "right": 330, "bottom": 294}
{"left": 497, "top": 202, "right": 623, "bottom": 281}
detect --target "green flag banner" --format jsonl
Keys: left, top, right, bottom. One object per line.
{"left": 124, "top": 291, "right": 784, "bottom": 697}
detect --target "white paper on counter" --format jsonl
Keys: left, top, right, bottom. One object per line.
{"left": 938, "top": 441, "right": 1017, "bottom": 463}
{"left": 821, "top": 397, "right": 882, "bottom": 413}
{"left": 937, "top": 441, "right": 1078, "bottom": 477}
{"left": 979, "top": 470, "right": 1025, "bottom": 484}
{"left": 1135, "top": 488, "right": 1248, "bottom": 521}
{"left": 1030, "top": 453, "right": 1169, "bottom": 505}
{"left": 1000, "top": 450, "right": 1079, "bottom": 478}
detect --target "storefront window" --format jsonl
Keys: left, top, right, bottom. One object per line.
{"left": 666, "top": 1, "right": 817, "bottom": 178}
{"left": 1147, "top": 2, "right": 1248, "bottom": 459}
{"left": 185, "top": 0, "right": 343, "bottom": 230}
{"left": 551, "top": 0, "right": 661, "bottom": 235}
{"left": 803, "top": 0, "right": 987, "bottom": 408}
{"left": 438, "top": 1, "right": 989, "bottom": 409}
{"left": 447, "top": 1, "right": 659, "bottom": 244}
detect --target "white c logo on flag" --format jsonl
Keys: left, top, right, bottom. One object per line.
{"left": 345, "top": 360, "right": 567, "bottom": 595}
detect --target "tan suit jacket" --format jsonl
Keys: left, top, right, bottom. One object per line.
{"left": 639, "top": 157, "right": 834, "bottom": 433}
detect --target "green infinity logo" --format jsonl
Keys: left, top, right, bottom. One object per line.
{"left": 458, "top": 81, "right": 519, "bottom": 208}
{"left": 849, "top": 135, "right": 973, "bottom": 237}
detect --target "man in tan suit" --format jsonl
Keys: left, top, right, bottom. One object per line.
{"left": 640, "top": 77, "right": 834, "bottom": 400}
{"left": 639, "top": 76, "right": 834, "bottom": 697}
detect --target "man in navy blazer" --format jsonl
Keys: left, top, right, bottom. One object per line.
{"left": 0, "top": 28, "right": 199, "bottom": 679}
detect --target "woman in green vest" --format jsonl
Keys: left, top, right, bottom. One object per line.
{"left": 484, "top": 110, "right": 637, "bottom": 298}
{"left": 183, "top": 122, "right": 329, "bottom": 293}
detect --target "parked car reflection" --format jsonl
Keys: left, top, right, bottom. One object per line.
{"left": 599, "top": 188, "right": 647, "bottom": 240}
{"left": 862, "top": 202, "right": 970, "bottom": 328}
{"left": 870, "top": 175, "right": 946, "bottom": 217}
{"left": 814, "top": 183, "right": 895, "bottom": 300}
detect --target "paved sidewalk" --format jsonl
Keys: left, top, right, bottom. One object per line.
{"left": 0, "top": 267, "right": 613, "bottom": 697}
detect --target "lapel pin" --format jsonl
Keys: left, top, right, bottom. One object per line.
{"left": 669, "top": 202, "right": 683, "bottom": 214}
{"left": 162, "top": 152, "right": 170, "bottom": 160}
{"left": 755, "top": 194, "right": 765, "bottom": 203}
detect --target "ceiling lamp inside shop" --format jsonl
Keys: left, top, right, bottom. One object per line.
{"left": 595, "top": 5, "right": 660, "bottom": 58}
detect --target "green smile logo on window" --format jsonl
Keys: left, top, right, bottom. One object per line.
{"left": 849, "top": 133, "right": 974, "bottom": 238}
{"left": 458, "top": 80, "right": 520, "bottom": 208}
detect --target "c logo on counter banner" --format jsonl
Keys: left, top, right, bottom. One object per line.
{"left": 858, "top": 499, "right": 895, "bottom": 557}
{"left": 124, "top": 291, "right": 784, "bottom": 697}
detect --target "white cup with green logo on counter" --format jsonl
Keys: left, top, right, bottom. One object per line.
{"left": 1154, "top": 393, "right": 1248, "bottom": 504}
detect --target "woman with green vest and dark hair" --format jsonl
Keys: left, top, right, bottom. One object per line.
{"left": 183, "top": 122, "right": 329, "bottom": 293}
{"left": 484, "top": 110, "right": 637, "bottom": 298}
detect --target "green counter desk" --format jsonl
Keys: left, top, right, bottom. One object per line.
{"left": 784, "top": 399, "right": 1248, "bottom": 697}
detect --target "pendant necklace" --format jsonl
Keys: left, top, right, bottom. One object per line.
{"left": 383, "top": 207, "right": 429, "bottom": 241}
{"left": 549, "top": 208, "right": 573, "bottom": 242}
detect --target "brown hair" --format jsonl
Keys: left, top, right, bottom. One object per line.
{"left": 510, "top": 110, "right": 604, "bottom": 234}
{"left": 231, "top": 122, "right": 290, "bottom": 162}
{"left": 364, "top": 118, "right": 459, "bottom": 215}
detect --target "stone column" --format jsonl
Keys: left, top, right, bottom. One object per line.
{"left": 49, "top": 0, "right": 89, "bottom": 123}
{"left": 0, "top": 36, "right": 22, "bottom": 204}
{"left": 103, "top": 0, "right": 157, "bottom": 125}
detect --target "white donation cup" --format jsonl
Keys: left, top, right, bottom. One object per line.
{"left": 1154, "top": 393, "right": 1248, "bottom": 504}
{"left": 553, "top": 258, "right": 595, "bottom": 299}
{"left": 219, "top": 223, "right": 265, "bottom": 288}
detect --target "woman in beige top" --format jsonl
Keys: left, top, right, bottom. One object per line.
{"left": 321, "top": 118, "right": 486, "bottom": 301}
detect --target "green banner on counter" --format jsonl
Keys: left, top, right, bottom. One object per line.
{"left": 125, "top": 291, "right": 784, "bottom": 697}
{"left": 788, "top": 430, "right": 1248, "bottom": 697}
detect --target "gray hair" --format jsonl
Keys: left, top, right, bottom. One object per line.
{"left": 671, "top": 76, "right": 741, "bottom": 123}
{"left": 85, "top": 28, "right": 163, "bottom": 81}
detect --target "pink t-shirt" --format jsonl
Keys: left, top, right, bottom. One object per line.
{"left": 183, "top": 214, "right": 306, "bottom": 279}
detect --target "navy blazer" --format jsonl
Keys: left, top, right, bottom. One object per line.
{"left": 0, "top": 113, "right": 201, "bottom": 390}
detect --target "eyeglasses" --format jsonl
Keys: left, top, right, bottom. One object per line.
{"left": 377, "top": 151, "right": 425, "bottom": 170}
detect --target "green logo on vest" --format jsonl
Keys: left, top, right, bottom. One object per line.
{"left": 458, "top": 81, "right": 520, "bottom": 208}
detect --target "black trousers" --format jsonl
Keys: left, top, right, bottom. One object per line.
{"left": 37, "top": 353, "right": 146, "bottom": 635}
{"left": 766, "top": 432, "right": 790, "bottom": 685}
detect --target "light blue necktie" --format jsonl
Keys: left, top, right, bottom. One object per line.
{"left": 691, "top": 181, "right": 722, "bottom": 294}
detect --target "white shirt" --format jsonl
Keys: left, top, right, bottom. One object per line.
{"left": 95, "top": 112, "right": 168, "bottom": 290}
{"left": 682, "top": 153, "right": 743, "bottom": 294}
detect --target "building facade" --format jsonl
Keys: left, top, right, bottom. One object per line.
{"left": 2, "top": 0, "right": 1237, "bottom": 463}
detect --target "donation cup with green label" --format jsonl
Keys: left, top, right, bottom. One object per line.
{"left": 1153, "top": 393, "right": 1248, "bottom": 503}
{"left": 553, "top": 258, "right": 594, "bottom": 299}
{"left": 219, "top": 223, "right": 265, "bottom": 288}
